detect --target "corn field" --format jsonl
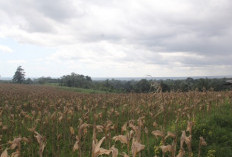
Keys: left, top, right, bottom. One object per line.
{"left": 0, "top": 83, "right": 231, "bottom": 157}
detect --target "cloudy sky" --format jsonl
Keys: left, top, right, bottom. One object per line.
{"left": 0, "top": 0, "right": 232, "bottom": 78}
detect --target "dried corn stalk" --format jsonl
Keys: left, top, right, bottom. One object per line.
{"left": 34, "top": 131, "right": 46, "bottom": 157}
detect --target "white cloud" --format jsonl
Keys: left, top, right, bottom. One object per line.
{"left": 7, "top": 60, "right": 26, "bottom": 64}
{"left": 0, "top": 45, "right": 13, "bottom": 53}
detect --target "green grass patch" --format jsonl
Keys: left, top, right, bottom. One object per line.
{"left": 192, "top": 102, "right": 232, "bottom": 157}
{"left": 45, "top": 83, "right": 109, "bottom": 94}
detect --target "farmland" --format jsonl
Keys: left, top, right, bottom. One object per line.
{"left": 0, "top": 83, "right": 232, "bottom": 157}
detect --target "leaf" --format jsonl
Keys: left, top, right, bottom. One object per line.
{"left": 131, "top": 139, "right": 145, "bottom": 157}
{"left": 160, "top": 145, "right": 173, "bottom": 154}
{"left": 110, "top": 145, "right": 118, "bottom": 157}
{"left": 199, "top": 137, "right": 207, "bottom": 146}
{"left": 165, "top": 131, "right": 176, "bottom": 139}
{"left": 8, "top": 137, "right": 22, "bottom": 150}
{"left": 69, "top": 126, "right": 75, "bottom": 135}
{"left": 152, "top": 130, "right": 164, "bottom": 138}
{"left": 186, "top": 121, "right": 194, "bottom": 133}
{"left": 92, "top": 137, "right": 111, "bottom": 157}
{"left": 34, "top": 131, "right": 46, "bottom": 157}
{"left": 96, "top": 125, "right": 103, "bottom": 133}
{"left": 153, "top": 122, "right": 158, "bottom": 128}
{"left": 113, "top": 135, "right": 127, "bottom": 144}
{"left": 176, "top": 149, "right": 185, "bottom": 157}
{"left": 10, "top": 151, "right": 20, "bottom": 157}
{"left": 121, "top": 122, "right": 127, "bottom": 132}
{"left": 73, "top": 136, "right": 79, "bottom": 152}
{"left": 1, "top": 148, "right": 8, "bottom": 157}
{"left": 122, "top": 152, "right": 129, "bottom": 157}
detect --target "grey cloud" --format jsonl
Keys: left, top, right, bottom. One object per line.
{"left": 116, "top": 0, "right": 232, "bottom": 56}
{"left": 34, "top": 0, "right": 85, "bottom": 21}
{"left": 1, "top": 0, "right": 232, "bottom": 75}
{"left": 0, "top": 0, "right": 85, "bottom": 33}
{"left": 180, "top": 54, "right": 232, "bottom": 67}
{"left": 0, "top": 0, "right": 55, "bottom": 33}
{"left": 24, "top": 15, "right": 55, "bottom": 33}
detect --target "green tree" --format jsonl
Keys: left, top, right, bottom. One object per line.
{"left": 135, "top": 79, "right": 150, "bottom": 92}
{"left": 59, "top": 73, "right": 92, "bottom": 88}
{"left": 25, "top": 78, "right": 33, "bottom": 84}
{"left": 12, "top": 66, "right": 25, "bottom": 84}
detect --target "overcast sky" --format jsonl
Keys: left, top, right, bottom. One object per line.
{"left": 0, "top": 0, "right": 232, "bottom": 78}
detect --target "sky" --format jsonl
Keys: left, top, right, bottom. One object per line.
{"left": 0, "top": 0, "right": 232, "bottom": 78}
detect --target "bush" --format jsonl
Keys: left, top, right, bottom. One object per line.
{"left": 193, "top": 103, "right": 232, "bottom": 157}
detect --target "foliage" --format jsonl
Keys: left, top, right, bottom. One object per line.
{"left": 193, "top": 102, "right": 232, "bottom": 157}
{"left": 92, "top": 77, "right": 232, "bottom": 93}
{"left": 59, "top": 73, "right": 92, "bottom": 88}
{"left": 134, "top": 79, "right": 151, "bottom": 92}
{"left": 24, "top": 78, "right": 33, "bottom": 84}
{"left": 12, "top": 66, "right": 25, "bottom": 84}
{"left": 50, "top": 84, "right": 108, "bottom": 94}
{"left": 19, "top": 72, "right": 232, "bottom": 93}
{"left": 34, "top": 77, "right": 59, "bottom": 84}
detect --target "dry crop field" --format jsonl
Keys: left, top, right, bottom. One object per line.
{"left": 0, "top": 83, "right": 231, "bottom": 157}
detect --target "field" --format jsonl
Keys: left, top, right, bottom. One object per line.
{"left": 46, "top": 83, "right": 109, "bottom": 94}
{"left": 0, "top": 83, "right": 232, "bottom": 157}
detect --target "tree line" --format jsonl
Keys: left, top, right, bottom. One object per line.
{"left": 8, "top": 66, "right": 232, "bottom": 92}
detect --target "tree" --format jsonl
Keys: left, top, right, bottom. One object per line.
{"left": 135, "top": 79, "right": 150, "bottom": 93}
{"left": 59, "top": 73, "right": 92, "bottom": 88}
{"left": 12, "top": 66, "right": 25, "bottom": 84}
{"left": 160, "top": 81, "right": 170, "bottom": 92}
{"left": 25, "top": 78, "right": 33, "bottom": 84}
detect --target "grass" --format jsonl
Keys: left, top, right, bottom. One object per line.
{"left": 45, "top": 83, "right": 109, "bottom": 94}
{"left": 192, "top": 101, "right": 232, "bottom": 157}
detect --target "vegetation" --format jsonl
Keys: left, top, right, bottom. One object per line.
{"left": 42, "top": 76, "right": 232, "bottom": 93}
{"left": 0, "top": 83, "right": 232, "bottom": 157}
{"left": 193, "top": 103, "right": 232, "bottom": 157}
{"left": 12, "top": 66, "right": 25, "bottom": 84}
{"left": 33, "top": 77, "right": 58, "bottom": 84}
{"left": 48, "top": 83, "right": 109, "bottom": 94}
{"left": 59, "top": 73, "right": 92, "bottom": 88}
{"left": 9, "top": 66, "right": 231, "bottom": 93}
